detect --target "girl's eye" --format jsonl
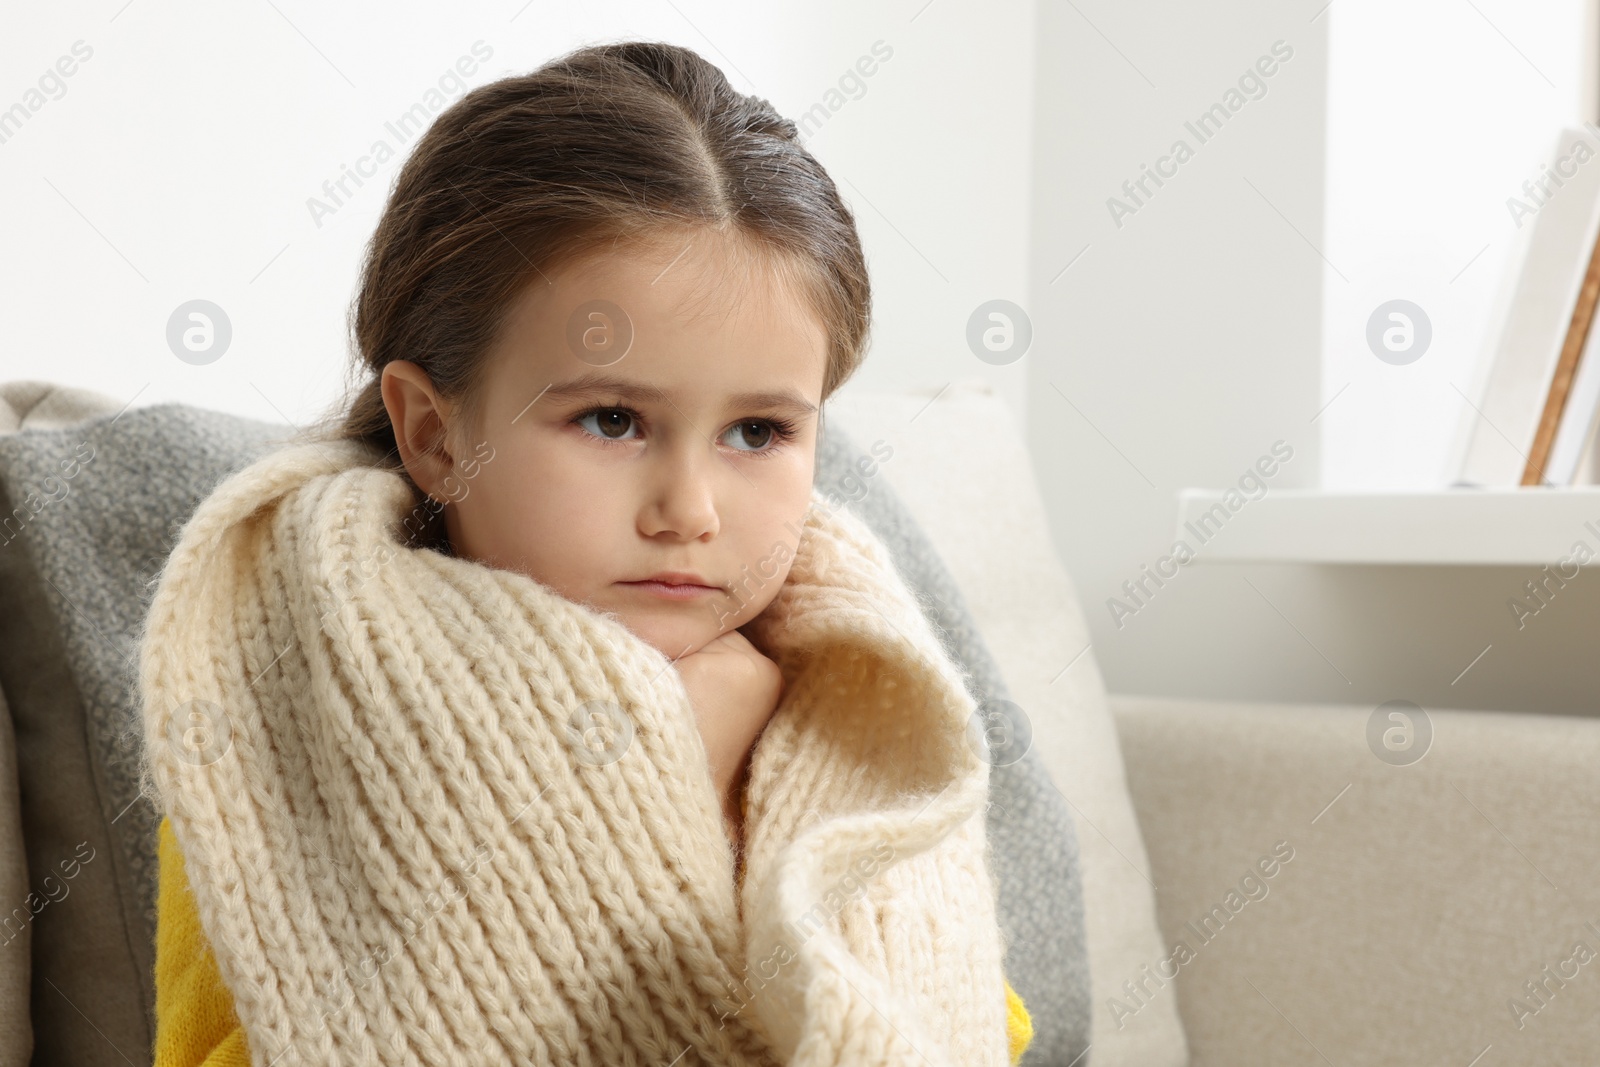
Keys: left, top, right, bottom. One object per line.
{"left": 575, "top": 408, "right": 640, "bottom": 442}
{"left": 719, "top": 417, "right": 799, "bottom": 455}
{"left": 723, "top": 420, "right": 777, "bottom": 452}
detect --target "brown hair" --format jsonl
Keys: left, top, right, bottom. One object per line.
{"left": 302, "top": 39, "right": 871, "bottom": 488}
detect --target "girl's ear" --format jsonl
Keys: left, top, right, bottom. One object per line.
{"left": 380, "top": 360, "right": 461, "bottom": 506}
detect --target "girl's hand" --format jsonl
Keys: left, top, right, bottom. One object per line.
{"left": 673, "top": 630, "right": 783, "bottom": 826}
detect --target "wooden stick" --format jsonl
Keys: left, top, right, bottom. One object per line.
{"left": 1523, "top": 217, "right": 1600, "bottom": 485}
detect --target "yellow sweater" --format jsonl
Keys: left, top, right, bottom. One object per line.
{"left": 156, "top": 816, "right": 1033, "bottom": 1066}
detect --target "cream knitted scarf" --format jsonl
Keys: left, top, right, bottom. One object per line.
{"left": 138, "top": 438, "right": 1010, "bottom": 1067}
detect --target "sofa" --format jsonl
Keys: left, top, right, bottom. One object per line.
{"left": 0, "top": 377, "right": 1596, "bottom": 1066}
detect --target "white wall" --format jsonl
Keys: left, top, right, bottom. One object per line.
{"left": 0, "top": 0, "right": 1036, "bottom": 425}
{"left": 1028, "top": 1, "right": 1329, "bottom": 702}
{"left": 1320, "top": 0, "right": 1593, "bottom": 491}
{"left": 1027, "top": 0, "right": 1600, "bottom": 716}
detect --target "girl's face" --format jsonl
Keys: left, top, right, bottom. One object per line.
{"left": 383, "top": 230, "right": 829, "bottom": 661}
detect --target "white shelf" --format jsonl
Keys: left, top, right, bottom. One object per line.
{"left": 1174, "top": 486, "right": 1600, "bottom": 566}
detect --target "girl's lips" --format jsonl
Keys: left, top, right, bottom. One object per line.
{"left": 617, "top": 580, "right": 720, "bottom": 601}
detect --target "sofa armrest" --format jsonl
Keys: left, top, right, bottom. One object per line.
{"left": 1113, "top": 692, "right": 1600, "bottom": 1066}
{"left": 0, "top": 686, "right": 31, "bottom": 1062}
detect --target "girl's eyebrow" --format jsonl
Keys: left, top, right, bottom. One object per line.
{"left": 540, "top": 371, "right": 818, "bottom": 417}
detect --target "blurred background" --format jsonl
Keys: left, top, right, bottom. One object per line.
{"left": 6, "top": 0, "right": 1599, "bottom": 714}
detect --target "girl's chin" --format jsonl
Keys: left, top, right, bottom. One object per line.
{"left": 622, "top": 618, "right": 717, "bottom": 661}
{"left": 611, "top": 598, "right": 767, "bottom": 661}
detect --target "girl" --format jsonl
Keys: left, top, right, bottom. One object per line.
{"left": 142, "top": 40, "right": 1032, "bottom": 1067}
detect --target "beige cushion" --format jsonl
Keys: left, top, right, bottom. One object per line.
{"left": 827, "top": 379, "right": 1189, "bottom": 1067}
{"left": 1114, "top": 691, "right": 1600, "bottom": 1066}
{"left": 0, "top": 380, "right": 126, "bottom": 433}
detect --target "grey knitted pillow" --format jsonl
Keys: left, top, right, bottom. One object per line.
{"left": 0, "top": 399, "right": 1089, "bottom": 1066}
{"left": 0, "top": 402, "right": 304, "bottom": 1067}
{"left": 814, "top": 420, "right": 1090, "bottom": 1066}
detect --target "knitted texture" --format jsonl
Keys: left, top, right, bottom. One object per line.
{"left": 153, "top": 814, "right": 1034, "bottom": 1066}
{"left": 137, "top": 438, "right": 1011, "bottom": 1067}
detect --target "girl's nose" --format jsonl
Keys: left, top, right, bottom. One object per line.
{"left": 638, "top": 439, "right": 721, "bottom": 541}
